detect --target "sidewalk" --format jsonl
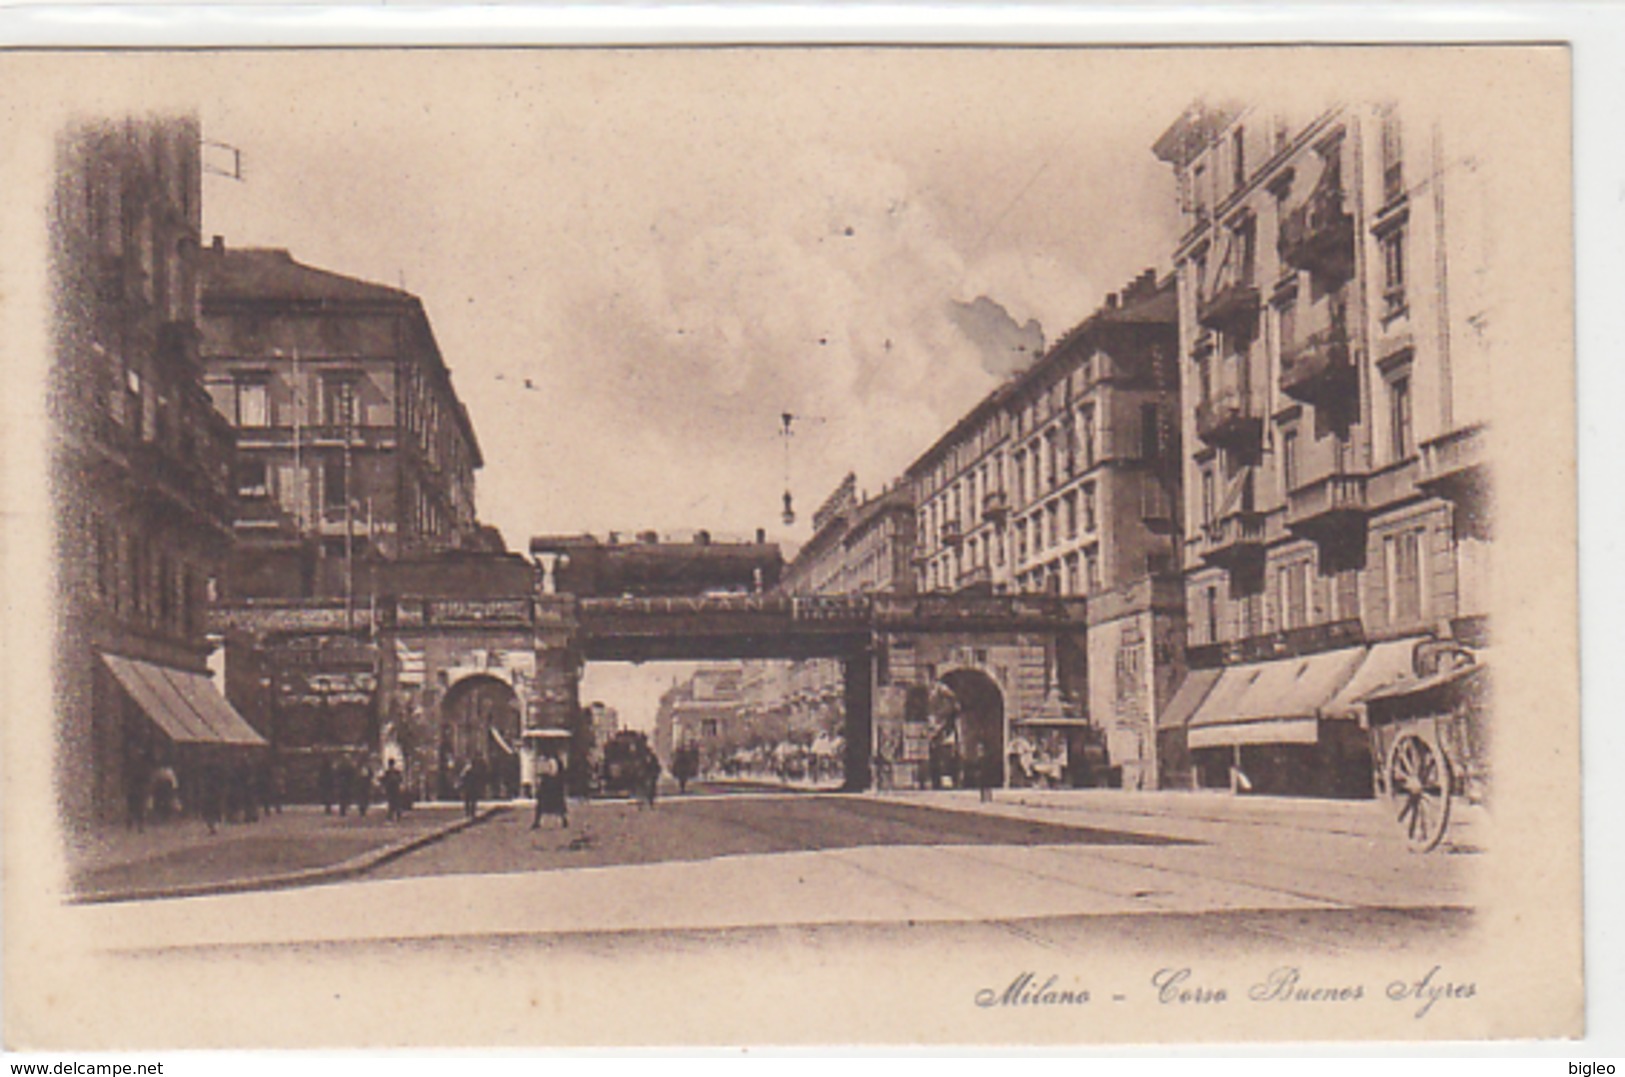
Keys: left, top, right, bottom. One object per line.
{"left": 875, "top": 786, "right": 1484, "bottom": 849}
{"left": 65, "top": 801, "right": 506, "bottom": 903}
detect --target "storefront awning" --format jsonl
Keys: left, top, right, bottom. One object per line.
{"left": 1321, "top": 637, "right": 1427, "bottom": 720}
{"left": 1157, "top": 668, "right": 1224, "bottom": 732}
{"left": 101, "top": 653, "right": 267, "bottom": 747}
{"left": 1186, "top": 647, "right": 1365, "bottom": 750}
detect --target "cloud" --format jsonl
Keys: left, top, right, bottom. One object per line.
{"left": 948, "top": 295, "right": 1045, "bottom": 378}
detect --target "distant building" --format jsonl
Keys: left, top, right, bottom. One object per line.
{"left": 1152, "top": 100, "right": 1493, "bottom": 794}
{"left": 654, "top": 664, "right": 747, "bottom": 769}
{"left": 200, "top": 243, "right": 489, "bottom": 604}
{"left": 50, "top": 116, "right": 263, "bottom": 825}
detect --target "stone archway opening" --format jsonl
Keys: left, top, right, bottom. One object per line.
{"left": 439, "top": 674, "right": 523, "bottom": 800}
{"left": 934, "top": 668, "right": 1006, "bottom": 790}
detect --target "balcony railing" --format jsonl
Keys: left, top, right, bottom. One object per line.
{"left": 1195, "top": 386, "right": 1263, "bottom": 451}
{"left": 957, "top": 563, "right": 994, "bottom": 593}
{"left": 1197, "top": 278, "right": 1261, "bottom": 331}
{"left": 1279, "top": 321, "right": 1354, "bottom": 406}
{"left": 1418, "top": 423, "right": 1489, "bottom": 509}
{"left": 982, "top": 488, "right": 1010, "bottom": 522}
{"left": 1285, "top": 470, "right": 1369, "bottom": 539}
{"left": 939, "top": 519, "right": 963, "bottom": 547}
{"left": 1194, "top": 510, "right": 1266, "bottom": 568}
{"left": 1278, "top": 190, "right": 1355, "bottom": 281}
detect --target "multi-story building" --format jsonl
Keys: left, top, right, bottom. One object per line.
{"left": 200, "top": 243, "right": 488, "bottom": 604}
{"left": 1002, "top": 271, "right": 1181, "bottom": 597}
{"left": 50, "top": 117, "right": 264, "bottom": 826}
{"left": 654, "top": 664, "right": 747, "bottom": 771}
{"left": 1153, "top": 100, "right": 1493, "bottom": 795}
{"left": 907, "top": 388, "right": 1013, "bottom": 595}
{"left": 906, "top": 272, "right": 1179, "bottom": 602}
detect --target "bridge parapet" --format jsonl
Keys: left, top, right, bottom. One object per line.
{"left": 871, "top": 593, "right": 1088, "bottom": 629}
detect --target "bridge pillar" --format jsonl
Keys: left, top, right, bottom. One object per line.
{"left": 841, "top": 651, "right": 874, "bottom": 792}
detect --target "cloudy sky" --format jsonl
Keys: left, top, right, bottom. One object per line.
{"left": 197, "top": 49, "right": 1191, "bottom": 553}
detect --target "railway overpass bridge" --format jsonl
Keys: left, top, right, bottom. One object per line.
{"left": 216, "top": 585, "right": 1091, "bottom": 796}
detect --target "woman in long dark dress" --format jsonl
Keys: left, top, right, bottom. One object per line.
{"left": 530, "top": 751, "right": 568, "bottom": 829}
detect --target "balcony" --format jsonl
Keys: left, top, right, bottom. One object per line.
{"left": 1278, "top": 190, "right": 1355, "bottom": 281}
{"left": 1140, "top": 481, "right": 1177, "bottom": 534}
{"left": 939, "top": 519, "right": 963, "bottom": 547}
{"left": 1279, "top": 322, "right": 1354, "bottom": 406}
{"left": 1195, "top": 386, "right": 1263, "bottom": 451}
{"left": 982, "top": 488, "right": 1010, "bottom": 523}
{"left": 956, "top": 563, "right": 994, "bottom": 595}
{"left": 1286, "top": 470, "right": 1369, "bottom": 541}
{"left": 1418, "top": 423, "right": 1490, "bottom": 518}
{"left": 1194, "top": 510, "right": 1266, "bottom": 570}
{"left": 1197, "top": 279, "right": 1261, "bottom": 331}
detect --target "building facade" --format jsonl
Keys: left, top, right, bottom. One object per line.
{"left": 1153, "top": 100, "right": 1493, "bottom": 794}
{"left": 200, "top": 244, "right": 488, "bottom": 604}
{"left": 50, "top": 116, "right": 263, "bottom": 826}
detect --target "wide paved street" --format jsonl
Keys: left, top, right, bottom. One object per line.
{"left": 73, "top": 787, "right": 1477, "bottom": 955}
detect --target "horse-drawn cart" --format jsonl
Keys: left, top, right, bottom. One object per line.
{"left": 1365, "top": 639, "right": 1490, "bottom": 852}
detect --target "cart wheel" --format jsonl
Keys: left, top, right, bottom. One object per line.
{"left": 1388, "top": 733, "right": 1452, "bottom": 853}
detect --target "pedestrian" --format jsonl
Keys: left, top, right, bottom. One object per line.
{"left": 149, "top": 761, "right": 178, "bottom": 822}
{"left": 239, "top": 758, "right": 261, "bottom": 823}
{"left": 460, "top": 757, "right": 483, "bottom": 820}
{"left": 381, "top": 759, "right": 405, "bottom": 823}
{"left": 975, "top": 749, "right": 995, "bottom": 804}
{"left": 124, "top": 760, "right": 148, "bottom": 832}
{"left": 357, "top": 762, "right": 374, "bottom": 817}
{"left": 257, "top": 758, "right": 280, "bottom": 817}
{"left": 318, "top": 757, "right": 335, "bottom": 815}
{"left": 638, "top": 745, "right": 660, "bottom": 809}
{"left": 336, "top": 757, "right": 356, "bottom": 817}
{"left": 530, "top": 751, "right": 567, "bottom": 829}
{"left": 198, "top": 759, "right": 224, "bottom": 835}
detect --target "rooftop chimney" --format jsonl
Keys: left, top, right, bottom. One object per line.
{"left": 211, "top": 235, "right": 225, "bottom": 255}
{"left": 1106, "top": 293, "right": 1119, "bottom": 309}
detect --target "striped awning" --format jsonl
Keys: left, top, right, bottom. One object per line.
{"left": 1186, "top": 647, "right": 1365, "bottom": 750}
{"left": 101, "top": 653, "right": 267, "bottom": 747}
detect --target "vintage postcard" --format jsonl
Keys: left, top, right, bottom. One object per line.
{"left": 0, "top": 45, "right": 1579, "bottom": 1048}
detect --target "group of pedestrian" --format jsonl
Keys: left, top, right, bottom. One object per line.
{"left": 318, "top": 756, "right": 410, "bottom": 822}
{"left": 124, "top": 755, "right": 282, "bottom": 835}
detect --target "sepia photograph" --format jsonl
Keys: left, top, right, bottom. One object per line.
{"left": 0, "top": 42, "right": 1583, "bottom": 1049}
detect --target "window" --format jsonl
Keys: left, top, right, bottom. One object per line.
{"left": 1276, "top": 294, "right": 1297, "bottom": 356}
{"left": 1380, "top": 108, "right": 1404, "bottom": 203}
{"left": 236, "top": 458, "right": 270, "bottom": 498}
{"left": 1015, "top": 519, "right": 1028, "bottom": 562}
{"left": 323, "top": 455, "right": 349, "bottom": 510}
{"left": 1201, "top": 468, "right": 1216, "bottom": 526}
{"left": 1141, "top": 404, "right": 1160, "bottom": 461}
{"left": 1193, "top": 162, "right": 1209, "bottom": 222}
{"left": 1231, "top": 127, "right": 1246, "bottom": 191}
{"left": 1278, "top": 562, "right": 1308, "bottom": 631}
{"left": 236, "top": 380, "right": 269, "bottom": 427}
{"left": 1381, "top": 228, "right": 1407, "bottom": 318}
{"left": 322, "top": 375, "right": 357, "bottom": 428}
{"left": 1281, "top": 429, "right": 1299, "bottom": 491}
{"left": 1013, "top": 451, "right": 1026, "bottom": 505}
{"left": 1079, "top": 404, "right": 1097, "bottom": 469}
{"left": 1385, "top": 529, "right": 1424, "bottom": 625}
{"left": 1197, "top": 355, "right": 1213, "bottom": 407}
{"left": 1389, "top": 372, "right": 1414, "bottom": 461}
{"left": 1083, "top": 482, "right": 1098, "bottom": 533}
{"left": 1205, "top": 585, "right": 1220, "bottom": 644}
{"left": 1047, "top": 503, "right": 1060, "bottom": 548}
{"left": 1064, "top": 492, "right": 1078, "bottom": 541}
{"left": 1085, "top": 547, "right": 1101, "bottom": 592}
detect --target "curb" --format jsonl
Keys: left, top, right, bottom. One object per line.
{"left": 69, "top": 804, "right": 508, "bottom": 906}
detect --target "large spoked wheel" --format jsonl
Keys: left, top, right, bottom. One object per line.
{"left": 1388, "top": 732, "right": 1452, "bottom": 853}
